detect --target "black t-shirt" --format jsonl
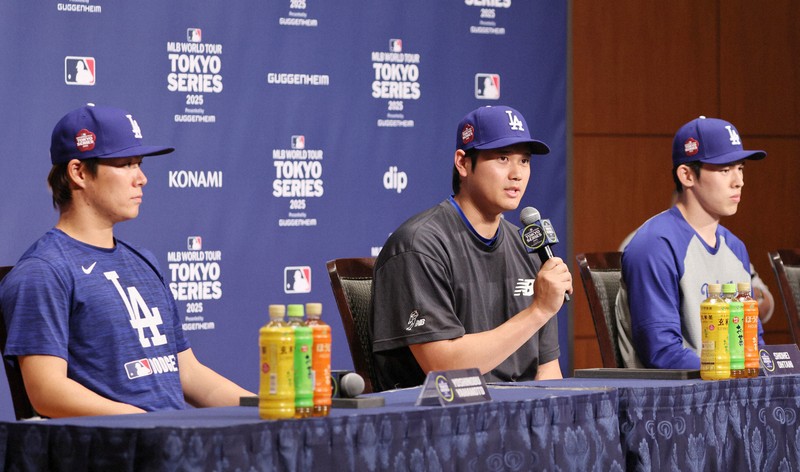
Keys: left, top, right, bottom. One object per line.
{"left": 370, "top": 200, "right": 560, "bottom": 390}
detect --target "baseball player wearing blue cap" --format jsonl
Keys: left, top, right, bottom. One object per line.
{"left": 0, "top": 104, "right": 252, "bottom": 418}
{"left": 616, "top": 116, "right": 767, "bottom": 369}
{"left": 370, "top": 106, "right": 572, "bottom": 390}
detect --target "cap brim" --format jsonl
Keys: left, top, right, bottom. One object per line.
{"left": 99, "top": 145, "right": 175, "bottom": 159}
{"left": 701, "top": 149, "right": 766, "bottom": 165}
{"left": 474, "top": 137, "right": 550, "bottom": 155}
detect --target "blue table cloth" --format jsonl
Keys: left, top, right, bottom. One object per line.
{"left": 0, "top": 385, "right": 623, "bottom": 471}
{"left": 538, "top": 376, "right": 800, "bottom": 471}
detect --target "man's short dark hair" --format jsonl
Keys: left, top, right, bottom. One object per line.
{"left": 673, "top": 160, "right": 703, "bottom": 193}
{"left": 452, "top": 148, "right": 480, "bottom": 195}
{"left": 48, "top": 158, "right": 99, "bottom": 210}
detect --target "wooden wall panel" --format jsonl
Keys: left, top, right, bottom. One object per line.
{"left": 573, "top": 0, "right": 720, "bottom": 135}
{"left": 719, "top": 0, "right": 800, "bottom": 135}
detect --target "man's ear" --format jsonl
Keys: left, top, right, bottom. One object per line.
{"left": 676, "top": 164, "right": 697, "bottom": 189}
{"left": 454, "top": 149, "right": 470, "bottom": 178}
{"left": 65, "top": 159, "right": 89, "bottom": 189}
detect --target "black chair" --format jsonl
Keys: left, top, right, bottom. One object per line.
{"left": 326, "top": 257, "right": 380, "bottom": 393}
{"left": 576, "top": 252, "right": 624, "bottom": 368}
{"left": 0, "top": 265, "right": 37, "bottom": 420}
{"left": 769, "top": 249, "right": 800, "bottom": 346}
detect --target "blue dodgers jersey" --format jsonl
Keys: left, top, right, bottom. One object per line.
{"left": 0, "top": 229, "right": 188, "bottom": 412}
{"left": 616, "top": 207, "right": 754, "bottom": 369}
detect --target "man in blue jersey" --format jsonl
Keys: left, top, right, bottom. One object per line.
{"left": 0, "top": 104, "right": 252, "bottom": 417}
{"left": 370, "top": 105, "right": 572, "bottom": 390}
{"left": 616, "top": 116, "right": 766, "bottom": 369}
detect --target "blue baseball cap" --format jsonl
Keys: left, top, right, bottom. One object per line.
{"left": 456, "top": 105, "right": 549, "bottom": 154}
{"left": 672, "top": 116, "right": 765, "bottom": 167}
{"left": 50, "top": 104, "right": 174, "bottom": 165}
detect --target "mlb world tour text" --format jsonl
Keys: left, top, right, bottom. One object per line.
{"left": 167, "top": 250, "right": 223, "bottom": 302}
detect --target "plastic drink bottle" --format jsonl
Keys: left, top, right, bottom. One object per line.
{"left": 722, "top": 283, "right": 746, "bottom": 378}
{"left": 700, "top": 283, "right": 730, "bottom": 380}
{"left": 287, "top": 304, "right": 313, "bottom": 418}
{"left": 737, "top": 282, "right": 761, "bottom": 378}
{"left": 305, "top": 302, "right": 332, "bottom": 417}
{"left": 259, "top": 305, "right": 295, "bottom": 420}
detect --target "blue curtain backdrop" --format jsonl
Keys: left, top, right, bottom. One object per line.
{"left": 0, "top": 1, "right": 568, "bottom": 415}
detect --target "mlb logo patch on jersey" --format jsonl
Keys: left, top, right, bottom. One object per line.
{"left": 125, "top": 359, "right": 153, "bottom": 379}
{"left": 291, "top": 135, "right": 305, "bottom": 150}
{"left": 65, "top": 56, "right": 95, "bottom": 86}
{"left": 390, "top": 38, "right": 402, "bottom": 52}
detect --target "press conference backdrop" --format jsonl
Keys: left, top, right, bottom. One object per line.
{"left": 0, "top": 1, "right": 568, "bottom": 402}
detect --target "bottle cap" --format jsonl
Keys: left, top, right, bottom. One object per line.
{"left": 722, "top": 283, "right": 737, "bottom": 294}
{"left": 287, "top": 304, "right": 305, "bottom": 318}
{"left": 737, "top": 282, "right": 751, "bottom": 292}
{"left": 268, "top": 304, "right": 285, "bottom": 320}
{"left": 306, "top": 303, "right": 322, "bottom": 318}
{"left": 708, "top": 283, "right": 722, "bottom": 294}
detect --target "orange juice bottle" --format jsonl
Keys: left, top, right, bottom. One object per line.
{"left": 259, "top": 305, "right": 295, "bottom": 420}
{"left": 700, "top": 284, "right": 730, "bottom": 380}
{"left": 305, "top": 302, "right": 331, "bottom": 417}
{"left": 737, "top": 282, "right": 761, "bottom": 378}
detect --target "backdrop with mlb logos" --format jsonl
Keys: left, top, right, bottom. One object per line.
{"left": 0, "top": 1, "right": 568, "bottom": 412}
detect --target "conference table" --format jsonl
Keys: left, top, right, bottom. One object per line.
{"left": 0, "top": 375, "right": 798, "bottom": 471}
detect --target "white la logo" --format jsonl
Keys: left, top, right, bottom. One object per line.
{"left": 105, "top": 271, "right": 167, "bottom": 348}
{"left": 505, "top": 110, "right": 525, "bottom": 131}
{"left": 725, "top": 125, "right": 741, "bottom": 146}
{"left": 126, "top": 114, "right": 143, "bottom": 139}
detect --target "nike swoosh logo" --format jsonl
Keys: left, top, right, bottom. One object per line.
{"left": 82, "top": 262, "right": 97, "bottom": 275}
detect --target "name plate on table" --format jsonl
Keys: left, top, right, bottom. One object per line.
{"left": 415, "top": 368, "right": 492, "bottom": 407}
{"left": 760, "top": 344, "right": 800, "bottom": 376}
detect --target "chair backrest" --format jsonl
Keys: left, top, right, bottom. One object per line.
{"left": 769, "top": 249, "right": 800, "bottom": 346}
{"left": 576, "top": 252, "right": 624, "bottom": 368}
{"left": 326, "top": 257, "right": 379, "bottom": 393}
{"left": 0, "top": 265, "right": 36, "bottom": 420}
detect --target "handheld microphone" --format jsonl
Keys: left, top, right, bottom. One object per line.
{"left": 518, "top": 207, "right": 570, "bottom": 302}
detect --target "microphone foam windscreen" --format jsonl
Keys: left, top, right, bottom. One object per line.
{"left": 520, "top": 207, "right": 541, "bottom": 226}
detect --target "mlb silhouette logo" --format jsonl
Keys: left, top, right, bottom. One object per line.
{"left": 284, "top": 266, "right": 311, "bottom": 294}
{"left": 187, "top": 236, "right": 202, "bottom": 250}
{"left": 187, "top": 28, "right": 202, "bottom": 43}
{"left": 291, "top": 135, "right": 305, "bottom": 150}
{"left": 65, "top": 57, "right": 96, "bottom": 86}
{"left": 124, "top": 359, "right": 153, "bottom": 379}
{"left": 390, "top": 39, "right": 402, "bottom": 53}
{"left": 475, "top": 73, "right": 500, "bottom": 100}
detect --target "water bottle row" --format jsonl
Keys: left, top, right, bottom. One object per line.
{"left": 258, "top": 303, "right": 332, "bottom": 419}
{"left": 700, "top": 282, "right": 760, "bottom": 380}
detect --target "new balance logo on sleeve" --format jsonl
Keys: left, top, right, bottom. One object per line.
{"left": 405, "top": 310, "right": 426, "bottom": 330}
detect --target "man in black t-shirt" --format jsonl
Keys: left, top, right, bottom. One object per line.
{"left": 370, "top": 105, "right": 573, "bottom": 390}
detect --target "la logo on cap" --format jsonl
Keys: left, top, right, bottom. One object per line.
{"left": 684, "top": 137, "right": 699, "bottom": 156}
{"left": 75, "top": 129, "right": 96, "bottom": 152}
{"left": 725, "top": 125, "right": 741, "bottom": 145}
{"left": 461, "top": 124, "right": 475, "bottom": 145}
